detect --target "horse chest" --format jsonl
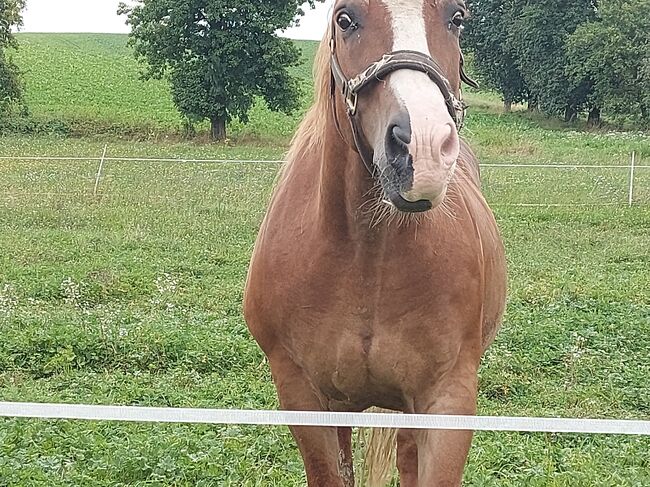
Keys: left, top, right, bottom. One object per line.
{"left": 279, "top": 294, "right": 473, "bottom": 412}
{"left": 268, "top": 243, "right": 482, "bottom": 397}
{"left": 246, "top": 205, "right": 504, "bottom": 410}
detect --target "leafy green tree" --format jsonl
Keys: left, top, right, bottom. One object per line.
{"left": 465, "top": 0, "right": 528, "bottom": 112}
{"left": 119, "top": 0, "right": 322, "bottom": 140}
{"left": 507, "top": 0, "right": 597, "bottom": 121}
{"left": 567, "top": 0, "right": 650, "bottom": 123}
{"left": 0, "top": 0, "right": 25, "bottom": 115}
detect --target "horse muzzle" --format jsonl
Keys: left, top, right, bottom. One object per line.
{"left": 379, "top": 112, "right": 458, "bottom": 213}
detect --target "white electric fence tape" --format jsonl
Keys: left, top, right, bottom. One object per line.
{"left": 1, "top": 403, "right": 649, "bottom": 436}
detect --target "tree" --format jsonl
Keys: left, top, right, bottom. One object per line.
{"left": 507, "top": 0, "right": 598, "bottom": 121}
{"left": 567, "top": 0, "right": 650, "bottom": 124}
{"left": 465, "top": 0, "right": 529, "bottom": 112}
{"left": 0, "top": 0, "right": 25, "bottom": 115}
{"left": 119, "top": 0, "right": 322, "bottom": 140}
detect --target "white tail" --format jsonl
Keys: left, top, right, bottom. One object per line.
{"left": 358, "top": 408, "right": 399, "bottom": 487}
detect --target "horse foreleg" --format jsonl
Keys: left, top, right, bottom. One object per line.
{"left": 338, "top": 427, "right": 355, "bottom": 487}
{"left": 268, "top": 353, "right": 346, "bottom": 487}
{"left": 413, "top": 362, "right": 479, "bottom": 486}
{"left": 397, "top": 429, "right": 419, "bottom": 487}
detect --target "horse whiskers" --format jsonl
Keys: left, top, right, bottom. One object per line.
{"left": 356, "top": 182, "right": 385, "bottom": 225}
{"left": 442, "top": 196, "right": 462, "bottom": 224}
{"left": 364, "top": 192, "right": 385, "bottom": 227}
{"left": 434, "top": 179, "right": 463, "bottom": 222}
{"left": 362, "top": 188, "right": 468, "bottom": 229}
{"left": 365, "top": 193, "right": 445, "bottom": 230}
{"left": 438, "top": 203, "right": 455, "bottom": 221}
{"left": 437, "top": 194, "right": 456, "bottom": 220}
{"left": 358, "top": 194, "right": 381, "bottom": 215}
{"left": 358, "top": 164, "right": 470, "bottom": 229}
{"left": 368, "top": 193, "right": 388, "bottom": 217}
{"left": 372, "top": 202, "right": 394, "bottom": 229}
{"left": 361, "top": 180, "right": 383, "bottom": 200}
{"left": 383, "top": 205, "right": 424, "bottom": 229}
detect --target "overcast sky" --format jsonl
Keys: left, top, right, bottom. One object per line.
{"left": 18, "top": 0, "right": 334, "bottom": 40}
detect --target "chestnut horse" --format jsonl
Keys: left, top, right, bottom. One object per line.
{"left": 244, "top": 1, "right": 506, "bottom": 485}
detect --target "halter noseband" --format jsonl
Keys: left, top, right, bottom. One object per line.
{"left": 329, "top": 31, "right": 479, "bottom": 170}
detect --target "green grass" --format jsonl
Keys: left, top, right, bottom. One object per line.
{"left": 9, "top": 34, "right": 318, "bottom": 141}
{"left": 0, "top": 33, "right": 649, "bottom": 486}
{"left": 0, "top": 135, "right": 649, "bottom": 485}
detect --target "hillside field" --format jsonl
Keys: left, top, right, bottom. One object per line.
{"left": 7, "top": 34, "right": 318, "bottom": 141}
{"left": 0, "top": 34, "right": 649, "bottom": 486}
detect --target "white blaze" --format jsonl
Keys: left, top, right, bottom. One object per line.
{"left": 384, "top": 0, "right": 451, "bottom": 128}
{"left": 383, "top": 0, "right": 459, "bottom": 203}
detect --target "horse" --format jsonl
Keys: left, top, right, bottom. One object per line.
{"left": 244, "top": 1, "right": 507, "bottom": 485}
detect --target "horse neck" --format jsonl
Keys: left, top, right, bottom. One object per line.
{"left": 314, "top": 115, "right": 387, "bottom": 240}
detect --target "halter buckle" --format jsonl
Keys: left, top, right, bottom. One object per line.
{"left": 346, "top": 92, "right": 358, "bottom": 116}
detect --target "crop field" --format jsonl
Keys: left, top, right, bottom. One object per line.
{"left": 1, "top": 34, "right": 649, "bottom": 486}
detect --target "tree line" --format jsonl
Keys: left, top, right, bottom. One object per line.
{"left": 464, "top": 0, "right": 650, "bottom": 125}
{"left": 2, "top": 0, "right": 649, "bottom": 137}
{"left": 117, "top": 0, "right": 323, "bottom": 140}
{"left": 0, "top": 0, "right": 323, "bottom": 140}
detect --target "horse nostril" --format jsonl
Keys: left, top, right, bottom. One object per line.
{"left": 386, "top": 112, "right": 412, "bottom": 154}
{"left": 440, "top": 123, "right": 458, "bottom": 158}
{"left": 391, "top": 123, "right": 411, "bottom": 150}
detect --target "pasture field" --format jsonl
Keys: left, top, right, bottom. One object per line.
{"left": 0, "top": 131, "right": 649, "bottom": 485}
{"left": 0, "top": 32, "right": 649, "bottom": 487}
{"left": 8, "top": 34, "right": 318, "bottom": 140}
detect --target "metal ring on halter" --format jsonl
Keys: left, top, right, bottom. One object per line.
{"left": 346, "top": 92, "right": 358, "bottom": 115}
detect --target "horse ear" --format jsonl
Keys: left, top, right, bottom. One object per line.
{"left": 460, "top": 52, "right": 479, "bottom": 89}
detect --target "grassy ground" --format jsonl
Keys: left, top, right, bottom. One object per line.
{"left": 1, "top": 135, "right": 649, "bottom": 485}
{"left": 8, "top": 34, "right": 318, "bottom": 140}
{"left": 0, "top": 33, "right": 649, "bottom": 486}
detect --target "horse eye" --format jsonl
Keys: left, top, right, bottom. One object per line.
{"left": 337, "top": 13, "right": 354, "bottom": 31}
{"left": 451, "top": 11, "right": 464, "bottom": 29}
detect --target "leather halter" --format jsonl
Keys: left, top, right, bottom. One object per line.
{"left": 329, "top": 30, "right": 479, "bottom": 171}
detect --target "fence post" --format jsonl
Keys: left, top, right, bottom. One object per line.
{"left": 93, "top": 144, "right": 108, "bottom": 197}
{"left": 628, "top": 151, "right": 636, "bottom": 207}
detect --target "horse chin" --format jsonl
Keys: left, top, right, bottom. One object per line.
{"left": 385, "top": 190, "right": 433, "bottom": 213}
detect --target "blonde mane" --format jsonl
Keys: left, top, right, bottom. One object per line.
{"left": 284, "top": 26, "right": 334, "bottom": 166}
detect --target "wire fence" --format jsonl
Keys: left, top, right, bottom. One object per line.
{"left": 1, "top": 402, "right": 649, "bottom": 436}
{"left": 0, "top": 154, "right": 648, "bottom": 170}
{"left": 0, "top": 148, "right": 647, "bottom": 207}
